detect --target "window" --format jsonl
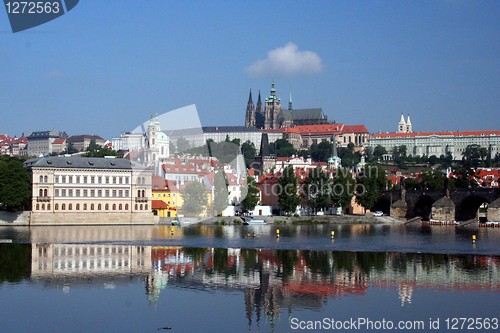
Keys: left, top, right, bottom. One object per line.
{"left": 90, "top": 190, "right": 95, "bottom": 197}
{"left": 83, "top": 190, "right": 88, "bottom": 197}
{"left": 90, "top": 176, "right": 95, "bottom": 184}
{"left": 98, "top": 176, "right": 102, "bottom": 184}
{"left": 68, "top": 204, "right": 72, "bottom": 210}
{"left": 55, "top": 189, "right": 59, "bottom": 197}
{"left": 43, "top": 189, "right": 48, "bottom": 196}
{"left": 55, "top": 204, "right": 58, "bottom": 210}
{"left": 119, "top": 190, "right": 123, "bottom": 197}
{"left": 83, "top": 176, "right": 88, "bottom": 184}
{"left": 39, "top": 175, "right": 43, "bottom": 183}
{"left": 119, "top": 204, "right": 122, "bottom": 210}
{"left": 76, "top": 204, "right": 80, "bottom": 210}
{"left": 68, "top": 189, "right": 73, "bottom": 197}
{"left": 98, "top": 204, "right": 102, "bottom": 210}
{"left": 83, "top": 203, "right": 87, "bottom": 210}
{"left": 39, "top": 189, "right": 43, "bottom": 197}
{"left": 125, "top": 177, "right": 129, "bottom": 184}
{"left": 105, "top": 190, "right": 110, "bottom": 197}
{"left": 125, "top": 190, "right": 129, "bottom": 197}
{"left": 36, "top": 204, "right": 40, "bottom": 210}
{"left": 44, "top": 176, "right": 48, "bottom": 183}
{"left": 61, "top": 189, "right": 66, "bottom": 197}
{"left": 55, "top": 176, "right": 59, "bottom": 183}
{"left": 113, "top": 177, "right": 117, "bottom": 184}
{"left": 105, "top": 203, "right": 109, "bottom": 210}
{"left": 47, "top": 204, "right": 51, "bottom": 210}
{"left": 91, "top": 204, "right": 94, "bottom": 210}
{"left": 98, "top": 190, "right": 102, "bottom": 197}
{"left": 62, "top": 204, "right": 66, "bottom": 210}
{"left": 112, "top": 204, "right": 116, "bottom": 210}
{"left": 113, "top": 190, "right": 117, "bottom": 197}
{"left": 76, "top": 189, "right": 80, "bottom": 197}
{"left": 125, "top": 204, "right": 128, "bottom": 210}
{"left": 106, "top": 176, "right": 110, "bottom": 184}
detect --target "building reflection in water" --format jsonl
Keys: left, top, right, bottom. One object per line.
{"left": 21, "top": 243, "right": 500, "bottom": 328}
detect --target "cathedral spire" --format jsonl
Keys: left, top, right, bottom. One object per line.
{"left": 288, "top": 92, "right": 293, "bottom": 111}
{"left": 245, "top": 89, "right": 255, "bottom": 128}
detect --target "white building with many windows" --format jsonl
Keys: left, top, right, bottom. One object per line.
{"left": 25, "top": 156, "right": 156, "bottom": 225}
{"left": 370, "top": 130, "right": 500, "bottom": 160}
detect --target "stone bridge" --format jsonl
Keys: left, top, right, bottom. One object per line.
{"left": 373, "top": 188, "right": 500, "bottom": 222}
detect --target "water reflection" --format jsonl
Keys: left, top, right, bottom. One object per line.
{"left": 3, "top": 243, "right": 498, "bottom": 301}
{"left": 1, "top": 224, "right": 499, "bottom": 255}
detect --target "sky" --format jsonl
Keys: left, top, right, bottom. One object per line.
{"left": 1, "top": 0, "right": 499, "bottom": 139}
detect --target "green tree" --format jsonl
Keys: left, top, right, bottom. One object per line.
{"left": 180, "top": 181, "right": 208, "bottom": 216}
{"left": 240, "top": 176, "right": 260, "bottom": 212}
{"left": 241, "top": 141, "right": 256, "bottom": 168}
{"left": 176, "top": 137, "right": 191, "bottom": 153}
{"left": 310, "top": 141, "right": 331, "bottom": 162}
{"left": 0, "top": 156, "right": 31, "bottom": 211}
{"left": 356, "top": 165, "right": 386, "bottom": 211}
{"left": 270, "top": 139, "right": 296, "bottom": 157}
{"left": 331, "top": 168, "right": 355, "bottom": 211}
{"left": 213, "top": 169, "right": 229, "bottom": 215}
{"left": 420, "top": 168, "right": 446, "bottom": 190}
{"left": 304, "top": 167, "right": 331, "bottom": 213}
{"left": 277, "top": 165, "right": 301, "bottom": 215}
{"left": 373, "top": 145, "right": 388, "bottom": 161}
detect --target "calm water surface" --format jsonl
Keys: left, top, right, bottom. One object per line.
{"left": 0, "top": 224, "right": 499, "bottom": 333}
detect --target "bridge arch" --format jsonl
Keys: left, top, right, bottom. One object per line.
{"left": 455, "top": 195, "right": 490, "bottom": 222}
{"left": 412, "top": 195, "right": 435, "bottom": 221}
{"left": 372, "top": 196, "right": 391, "bottom": 215}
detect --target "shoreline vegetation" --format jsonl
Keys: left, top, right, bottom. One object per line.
{"left": 0, "top": 210, "right": 403, "bottom": 226}
{"left": 205, "top": 214, "right": 403, "bottom": 226}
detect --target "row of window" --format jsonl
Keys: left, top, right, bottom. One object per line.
{"left": 52, "top": 188, "right": 131, "bottom": 198}
{"left": 35, "top": 203, "right": 149, "bottom": 211}
{"left": 54, "top": 175, "right": 130, "bottom": 185}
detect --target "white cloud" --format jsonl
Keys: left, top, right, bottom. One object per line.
{"left": 246, "top": 43, "right": 323, "bottom": 77}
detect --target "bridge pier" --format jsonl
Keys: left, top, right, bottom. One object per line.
{"left": 390, "top": 200, "right": 407, "bottom": 219}
{"left": 431, "top": 197, "right": 455, "bottom": 222}
{"left": 487, "top": 198, "right": 500, "bottom": 222}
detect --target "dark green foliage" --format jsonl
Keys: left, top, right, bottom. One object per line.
{"left": 304, "top": 167, "right": 331, "bottom": 211}
{"left": 241, "top": 141, "right": 256, "bottom": 168}
{"left": 277, "top": 165, "right": 301, "bottom": 215}
{"left": 180, "top": 181, "right": 208, "bottom": 216}
{"left": 0, "top": 156, "right": 31, "bottom": 211}
{"left": 309, "top": 141, "right": 331, "bottom": 162}
{"left": 270, "top": 139, "right": 296, "bottom": 157}
{"left": 240, "top": 176, "right": 259, "bottom": 212}
{"left": 356, "top": 165, "right": 386, "bottom": 210}
{"left": 213, "top": 169, "right": 229, "bottom": 215}
{"left": 331, "top": 168, "right": 355, "bottom": 210}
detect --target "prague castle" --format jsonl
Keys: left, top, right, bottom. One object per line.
{"left": 245, "top": 81, "right": 328, "bottom": 129}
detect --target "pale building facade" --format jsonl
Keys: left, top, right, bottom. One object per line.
{"left": 370, "top": 130, "right": 500, "bottom": 160}
{"left": 25, "top": 156, "right": 156, "bottom": 225}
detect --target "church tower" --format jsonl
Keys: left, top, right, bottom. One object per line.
{"left": 405, "top": 114, "right": 412, "bottom": 133}
{"left": 245, "top": 90, "right": 255, "bottom": 127}
{"left": 255, "top": 90, "right": 264, "bottom": 128}
{"left": 397, "top": 113, "right": 406, "bottom": 133}
{"left": 264, "top": 81, "right": 281, "bottom": 129}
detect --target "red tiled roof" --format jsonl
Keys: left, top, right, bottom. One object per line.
{"left": 152, "top": 200, "right": 168, "bottom": 209}
{"left": 372, "top": 130, "right": 500, "bottom": 139}
{"left": 342, "top": 125, "right": 369, "bottom": 133}
{"left": 295, "top": 124, "right": 344, "bottom": 136}
{"left": 52, "top": 138, "right": 66, "bottom": 144}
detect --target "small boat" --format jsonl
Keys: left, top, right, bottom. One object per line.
{"left": 242, "top": 217, "right": 266, "bottom": 225}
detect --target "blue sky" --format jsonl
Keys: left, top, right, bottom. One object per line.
{"left": 1, "top": 1, "right": 499, "bottom": 139}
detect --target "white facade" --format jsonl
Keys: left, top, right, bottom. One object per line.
{"left": 370, "top": 131, "right": 500, "bottom": 160}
